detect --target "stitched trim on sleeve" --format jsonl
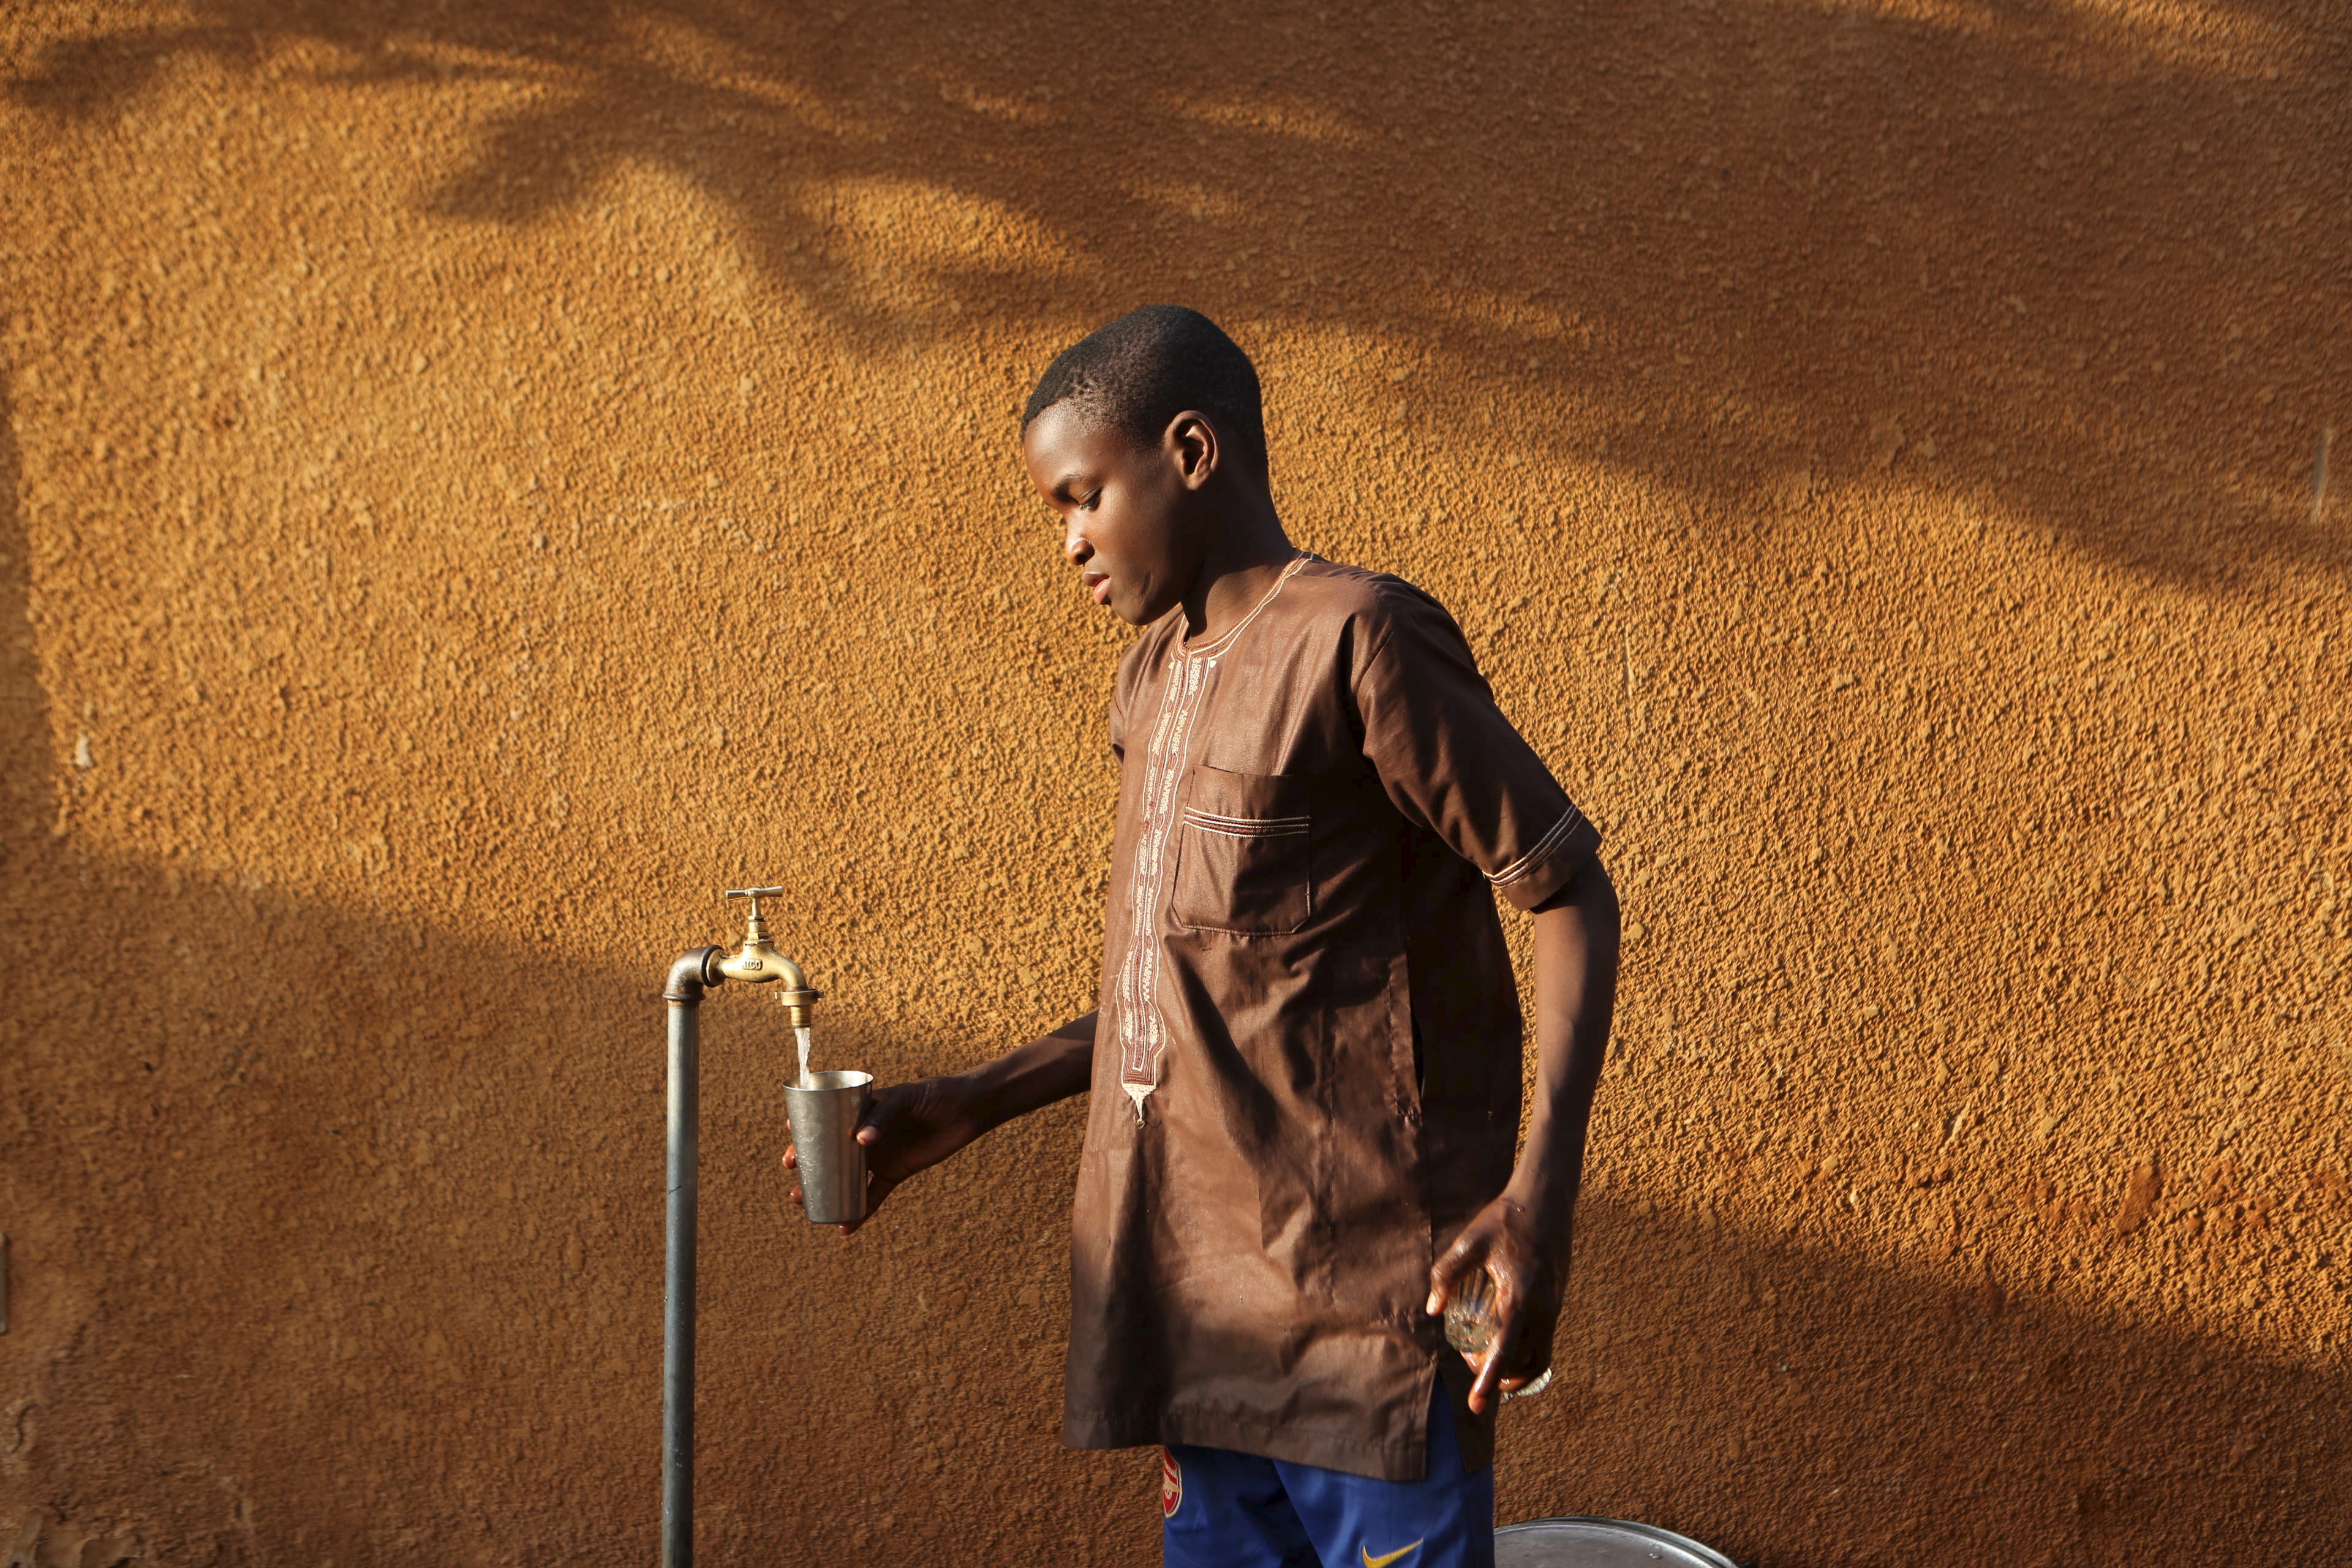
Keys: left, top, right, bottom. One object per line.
{"left": 1485, "top": 805, "right": 1587, "bottom": 888}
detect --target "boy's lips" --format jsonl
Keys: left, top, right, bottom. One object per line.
{"left": 1085, "top": 572, "right": 1111, "bottom": 605}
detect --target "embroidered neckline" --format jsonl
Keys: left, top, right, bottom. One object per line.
{"left": 1174, "top": 552, "right": 1314, "bottom": 661}
{"left": 1114, "top": 551, "right": 1316, "bottom": 1120}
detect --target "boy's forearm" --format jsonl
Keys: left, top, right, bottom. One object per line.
{"left": 1505, "top": 864, "right": 1621, "bottom": 1231}
{"left": 956, "top": 1010, "right": 1098, "bottom": 1134}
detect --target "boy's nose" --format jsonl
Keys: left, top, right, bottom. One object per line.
{"left": 1064, "top": 528, "right": 1092, "bottom": 567}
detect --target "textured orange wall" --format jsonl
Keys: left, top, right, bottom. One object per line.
{"left": 4, "top": 2, "right": 2348, "bottom": 1564}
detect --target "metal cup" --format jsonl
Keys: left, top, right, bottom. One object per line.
{"left": 784, "top": 1070, "right": 872, "bottom": 1225}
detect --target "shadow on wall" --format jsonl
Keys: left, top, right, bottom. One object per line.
{"left": 0, "top": 382, "right": 2342, "bottom": 1561}
{"left": 7, "top": 6, "right": 2352, "bottom": 1564}
{"left": 0, "top": 367, "right": 49, "bottom": 876}
{"left": 0, "top": 839, "right": 2346, "bottom": 1562}
{"left": 1517, "top": 1192, "right": 2352, "bottom": 1564}
{"left": 10, "top": 0, "right": 2348, "bottom": 587}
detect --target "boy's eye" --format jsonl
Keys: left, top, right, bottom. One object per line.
{"left": 1081, "top": 490, "right": 1102, "bottom": 511}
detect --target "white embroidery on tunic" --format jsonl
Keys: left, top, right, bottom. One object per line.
{"left": 1113, "top": 556, "right": 1313, "bottom": 1117}
{"left": 1117, "top": 654, "right": 1210, "bottom": 1114}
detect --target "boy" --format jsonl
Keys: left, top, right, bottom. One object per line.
{"left": 786, "top": 306, "right": 1620, "bottom": 1568}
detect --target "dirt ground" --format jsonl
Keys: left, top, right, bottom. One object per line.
{"left": 2, "top": 1, "right": 2348, "bottom": 1563}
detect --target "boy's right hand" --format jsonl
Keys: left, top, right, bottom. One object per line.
{"left": 784, "top": 1013, "right": 1098, "bottom": 1234}
{"left": 780, "top": 1074, "right": 984, "bottom": 1236}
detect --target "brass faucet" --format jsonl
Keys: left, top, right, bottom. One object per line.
{"left": 715, "top": 886, "right": 822, "bottom": 1028}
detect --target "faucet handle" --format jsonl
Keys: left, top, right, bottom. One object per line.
{"left": 723, "top": 885, "right": 786, "bottom": 928}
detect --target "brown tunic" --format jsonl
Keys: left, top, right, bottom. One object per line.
{"left": 1063, "top": 555, "right": 1602, "bottom": 1482}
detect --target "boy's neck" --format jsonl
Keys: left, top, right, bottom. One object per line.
{"left": 1178, "top": 489, "right": 1296, "bottom": 646}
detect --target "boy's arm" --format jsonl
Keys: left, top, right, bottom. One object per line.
{"left": 783, "top": 1011, "right": 1096, "bottom": 1234}
{"left": 1427, "top": 861, "right": 1621, "bottom": 1412}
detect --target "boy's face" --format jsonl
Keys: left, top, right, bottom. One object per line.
{"left": 1022, "top": 401, "right": 1207, "bottom": 628}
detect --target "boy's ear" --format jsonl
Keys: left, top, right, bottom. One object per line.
{"left": 1164, "top": 410, "right": 1220, "bottom": 491}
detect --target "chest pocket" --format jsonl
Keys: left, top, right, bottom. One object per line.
{"left": 1171, "top": 764, "right": 1314, "bottom": 935}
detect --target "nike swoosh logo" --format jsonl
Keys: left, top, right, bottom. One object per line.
{"left": 1362, "top": 1541, "right": 1424, "bottom": 1568}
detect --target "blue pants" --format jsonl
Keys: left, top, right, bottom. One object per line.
{"left": 1160, "top": 1382, "right": 1495, "bottom": 1568}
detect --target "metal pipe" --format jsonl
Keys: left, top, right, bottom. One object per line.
{"left": 662, "top": 948, "right": 721, "bottom": 1568}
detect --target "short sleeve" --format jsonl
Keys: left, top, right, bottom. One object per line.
{"left": 1351, "top": 582, "right": 1602, "bottom": 911}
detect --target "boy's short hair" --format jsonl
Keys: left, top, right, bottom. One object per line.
{"left": 1022, "top": 306, "right": 1267, "bottom": 474}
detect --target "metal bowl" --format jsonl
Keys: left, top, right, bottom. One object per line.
{"left": 1493, "top": 1516, "right": 1742, "bottom": 1568}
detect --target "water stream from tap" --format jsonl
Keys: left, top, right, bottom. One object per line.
{"left": 794, "top": 1024, "right": 815, "bottom": 1090}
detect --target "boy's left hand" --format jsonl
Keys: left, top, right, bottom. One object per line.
{"left": 1425, "top": 1194, "right": 1565, "bottom": 1414}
